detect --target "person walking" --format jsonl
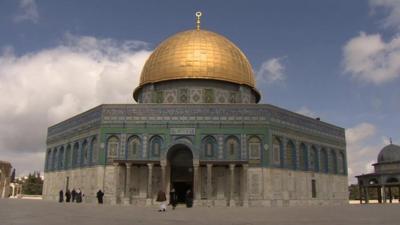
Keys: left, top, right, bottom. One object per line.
{"left": 156, "top": 190, "right": 167, "bottom": 212}
{"left": 96, "top": 190, "right": 104, "bottom": 204}
{"left": 58, "top": 190, "right": 64, "bottom": 203}
{"left": 65, "top": 189, "right": 71, "bottom": 202}
{"left": 169, "top": 188, "right": 178, "bottom": 210}
{"left": 185, "top": 189, "right": 193, "bottom": 208}
{"left": 71, "top": 188, "right": 77, "bottom": 202}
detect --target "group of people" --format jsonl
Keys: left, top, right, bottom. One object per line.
{"left": 58, "top": 189, "right": 105, "bottom": 204}
{"left": 58, "top": 187, "right": 193, "bottom": 210}
{"left": 156, "top": 188, "right": 193, "bottom": 212}
{"left": 58, "top": 188, "right": 84, "bottom": 203}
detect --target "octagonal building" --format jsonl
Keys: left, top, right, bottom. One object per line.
{"left": 43, "top": 14, "right": 348, "bottom": 206}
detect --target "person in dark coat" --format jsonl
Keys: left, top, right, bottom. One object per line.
{"left": 169, "top": 188, "right": 178, "bottom": 210}
{"left": 71, "top": 189, "right": 77, "bottom": 202}
{"left": 65, "top": 189, "right": 71, "bottom": 202}
{"left": 59, "top": 190, "right": 64, "bottom": 203}
{"left": 185, "top": 189, "right": 193, "bottom": 208}
{"left": 76, "top": 189, "right": 83, "bottom": 203}
{"left": 96, "top": 190, "right": 104, "bottom": 204}
{"left": 156, "top": 190, "right": 167, "bottom": 212}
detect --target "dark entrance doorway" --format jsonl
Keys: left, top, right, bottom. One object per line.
{"left": 168, "top": 144, "right": 193, "bottom": 203}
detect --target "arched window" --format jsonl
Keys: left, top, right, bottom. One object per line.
{"left": 72, "top": 143, "right": 79, "bottom": 167}
{"left": 82, "top": 140, "right": 89, "bottom": 166}
{"left": 248, "top": 136, "right": 261, "bottom": 160}
{"left": 46, "top": 149, "right": 52, "bottom": 170}
{"left": 329, "top": 150, "right": 337, "bottom": 174}
{"left": 203, "top": 136, "right": 217, "bottom": 157}
{"left": 150, "top": 136, "right": 163, "bottom": 157}
{"left": 337, "top": 151, "right": 345, "bottom": 174}
{"left": 107, "top": 136, "right": 119, "bottom": 161}
{"left": 320, "top": 148, "right": 328, "bottom": 173}
{"left": 127, "top": 136, "right": 141, "bottom": 159}
{"left": 65, "top": 145, "right": 71, "bottom": 169}
{"left": 226, "top": 136, "right": 240, "bottom": 160}
{"left": 310, "top": 146, "right": 318, "bottom": 172}
{"left": 90, "top": 138, "right": 98, "bottom": 164}
{"left": 58, "top": 147, "right": 64, "bottom": 170}
{"left": 272, "top": 137, "right": 281, "bottom": 166}
{"left": 299, "top": 143, "right": 307, "bottom": 170}
{"left": 285, "top": 140, "right": 295, "bottom": 169}
{"left": 52, "top": 149, "right": 58, "bottom": 170}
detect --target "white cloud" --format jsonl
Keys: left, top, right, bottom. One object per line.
{"left": 345, "top": 122, "right": 380, "bottom": 183}
{"left": 342, "top": 32, "right": 400, "bottom": 84}
{"left": 296, "top": 106, "right": 317, "bottom": 118}
{"left": 0, "top": 34, "right": 151, "bottom": 176}
{"left": 14, "top": 0, "right": 39, "bottom": 24}
{"left": 346, "top": 122, "right": 376, "bottom": 144}
{"left": 370, "top": 0, "right": 400, "bottom": 30}
{"left": 256, "top": 57, "right": 286, "bottom": 84}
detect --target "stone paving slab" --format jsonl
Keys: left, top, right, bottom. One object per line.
{"left": 1, "top": 199, "right": 400, "bottom": 225}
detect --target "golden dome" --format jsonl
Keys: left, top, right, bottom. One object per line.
{"left": 134, "top": 29, "right": 258, "bottom": 100}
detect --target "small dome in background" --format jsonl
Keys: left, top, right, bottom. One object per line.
{"left": 377, "top": 144, "right": 400, "bottom": 163}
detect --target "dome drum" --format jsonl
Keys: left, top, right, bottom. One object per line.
{"left": 135, "top": 79, "right": 259, "bottom": 104}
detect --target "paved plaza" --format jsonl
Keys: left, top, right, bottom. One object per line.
{"left": 0, "top": 199, "right": 399, "bottom": 225}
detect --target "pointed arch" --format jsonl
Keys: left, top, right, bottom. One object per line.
{"left": 72, "top": 142, "right": 79, "bottom": 167}
{"left": 127, "top": 135, "right": 141, "bottom": 159}
{"left": 285, "top": 140, "right": 296, "bottom": 169}
{"left": 272, "top": 136, "right": 282, "bottom": 166}
{"left": 107, "top": 136, "right": 119, "bottom": 162}
{"left": 202, "top": 135, "right": 217, "bottom": 158}
{"left": 149, "top": 135, "right": 163, "bottom": 158}
{"left": 299, "top": 143, "right": 308, "bottom": 170}
{"left": 82, "top": 139, "right": 89, "bottom": 166}
{"left": 58, "top": 146, "right": 64, "bottom": 170}
{"left": 320, "top": 148, "right": 328, "bottom": 173}
{"left": 329, "top": 149, "right": 337, "bottom": 174}
{"left": 90, "top": 137, "right": 98, "bottom": 164}
{"left": 226, "top": 135, "right": 240, "bottom": 160}
{"left": 248, "top": 136, "right": 261, "bottom": 160}
{"left": 310, "top": 145, "right": 319, "bottom": 172}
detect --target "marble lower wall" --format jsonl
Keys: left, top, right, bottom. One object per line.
{"left": 43, "top": 166, "right": 348, "bottom": 206}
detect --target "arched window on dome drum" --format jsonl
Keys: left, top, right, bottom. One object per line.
{"left": 65, "top": 145, "right": 71, "bottom": 169}
{"left": 150, "top": 136, "right": 163, "bottom": 157}
{"left": 320, "top": 148, "right": 328, "bottom": 173}
{"left": 299, "top": 143, "right": 308, "bottom": 171}
{"left": 285, "top": 140, "right": 296, "bottom": 169}
{"left": 72, "top": 143, "right": 79, "bottom": 167}
{"left": 90, "top": 138, "right": 98, "bottom": 164}
{"left": 58, "top": 146, "right": 64, "bottom": 170}
{"left": 310, "top": 146, "right": 318, "bottom": 172}
{"left": 202, "top": 136, "right": 217, "bottom": 158}
{"left": 127, "top": 136, "right": 141, "bottom": 159}
{"left": 107, "top": 136, "right": 119, "bottom": 162}
{"left": 82, "top": 140, "right": 89, "bottom": 166}
{"left": 329, "top": 150, "right": 337, "bottom": 174}
{"left": 272, "top": 137, "right": 282, "bottom": 166}
{"left": 248, "top": 136, "right": 261, "bottom": 160}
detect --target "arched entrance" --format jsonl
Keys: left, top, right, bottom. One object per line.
{"left": 167, "top": 144, "right": 193, "bottom": 203}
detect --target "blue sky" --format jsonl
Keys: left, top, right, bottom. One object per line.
{"left": 0, "top": 0, "right": 399, "bottom": 183}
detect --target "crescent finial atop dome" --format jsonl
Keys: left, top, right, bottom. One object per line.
{"left": 195, "top": 11, "right": 202, "bottom": 30}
